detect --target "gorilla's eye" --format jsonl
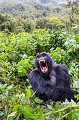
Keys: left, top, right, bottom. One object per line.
{"left": 39, "top": 60, "right": 48, "bottom": 73}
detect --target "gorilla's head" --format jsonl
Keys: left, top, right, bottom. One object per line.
{"left": 35, "top": 52, "right": 53, "bottom": 78}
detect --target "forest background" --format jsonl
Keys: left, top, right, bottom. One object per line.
{"left": 0, "top": 0, "right": 79, "bottom": 120}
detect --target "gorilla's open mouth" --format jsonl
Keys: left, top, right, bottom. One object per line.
{"left": 39, "top": 60, "right": 48, "bottom": 73}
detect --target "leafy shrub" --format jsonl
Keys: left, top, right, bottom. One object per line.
{"left": 49, "top": 17, "right": 65, "bottom": 29}
{"left": 17, "top": 58, "right": 33, "bottom": 77}
{"left": 27, "top": 29, "right": 51, "bottom": 54}
{"left": 0, "top": 29, "right": 79, "bottom": 120}
{"left": 49, "top": 30, "right": 67, "bottom": 49}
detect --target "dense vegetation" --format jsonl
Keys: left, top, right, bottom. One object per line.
{"left": 0, "top": 28, "right": 79, "bottom": 120}
{"left": 0, "top": 0, "right": 70, "bottom": 19}
{"left": 0, "top": 0, "right": 79, "bottom": 120}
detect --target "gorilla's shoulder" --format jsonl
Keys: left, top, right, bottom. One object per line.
{"left": 54, "top": 64, "right": 68, "bottom": 74}
{"left": 30, "top": 68, "right": 39, "bottom": 73}
{"left": 28, "top": 68, "right": 39, "bottom": 78}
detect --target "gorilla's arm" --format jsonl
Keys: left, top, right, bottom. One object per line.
{"left": 28, "top": 69, "right": 50, "bottom": 101}
{"left": 51, "top": 65, "right": 79, "bottom": 102}
{"left": 55, "top": 65, "right": 71, "bottom": 89}
{"left": 28, "top": 69, "right": 39, "bottom": 92}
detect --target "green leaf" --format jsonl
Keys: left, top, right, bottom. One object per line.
{"left": 26, "top": 89, "right": 32, "bottom": 98}
{"left": 7, "top": 111, "right": 17, "bottom": 118}
{"left": 17, "top": 66, "right": 26, "bottom": 77}
{"left": 13, "top": 105, "right": 20, "bottom": 112}
{"left": 0, "top": 112, "right": 4, "bottom": 116}
{"left": 35, "top": 98, "right": 43, "bottom": 104}
{"left": 47, "top": 104, "right": 52, "bottom": 110}
{"left": 75, "top": 94, "right": 79, "bottom": 100}
{"left": 7, "top": 84, "right": 13, "bottom": 90}
{"left": 74, "top": 110, "right": 79, "bottom": 120}
{"left": 0, "top": 84, "right": 4, "bottom": 92}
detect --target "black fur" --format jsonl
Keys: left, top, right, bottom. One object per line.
{"left": 28, "top": 52, "right": 79, "bottom": 103}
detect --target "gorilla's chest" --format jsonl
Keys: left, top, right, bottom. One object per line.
{"left": 39, "top": 70, "right": 56, "bottom": 88}
{"left": 49, "top": 70, "right": 56, "bottom": 86}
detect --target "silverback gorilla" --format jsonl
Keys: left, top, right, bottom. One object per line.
{"left": 28, "top": 52, "right": 79, "bottom": 103}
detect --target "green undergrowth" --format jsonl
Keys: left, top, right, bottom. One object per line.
{"left": 0, "top": 29, "right": 79, "bottom": 120}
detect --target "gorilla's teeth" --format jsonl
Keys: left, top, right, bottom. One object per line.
{"left": 39, "top": 60, "right": 45, "bottom": 64}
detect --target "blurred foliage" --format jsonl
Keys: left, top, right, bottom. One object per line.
{"left": 0, "top": 0, "right": 71, "bottom": 20}
{"left": 49, "top": 17, "right": 65, "bottom": 29}
{"left": 1, "top": 11, "right": 79, "bottom": 34}
{"left": 0, "top": 28, "right": 79, "bottom": 119}
{"left": 36, "top": 17, "right": 65, "bottom": 30}
{"left": 67, "top": 0, "right": 79, "bottom": 33}
{"left": 0, "top": 14, "right": 35, "bottom": 33}
{"left": 0, "top": 13, "right": 65, "bottom": 33}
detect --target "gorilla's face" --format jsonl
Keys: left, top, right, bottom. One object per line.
{"left": 38, "top": 56, "right": 48, "bottom": 73}
{"left": 35, "top": 52, "right": 53, "bottom": 76}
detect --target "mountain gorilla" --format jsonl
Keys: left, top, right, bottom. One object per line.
{"left": 28, "top": 52, "right": 79, "bottom": 103}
